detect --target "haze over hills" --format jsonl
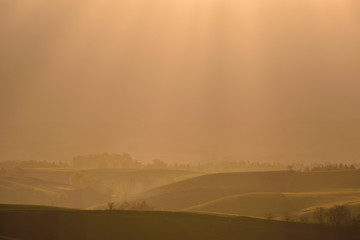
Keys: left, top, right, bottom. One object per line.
{"left": 2, "top": 0, "right": 360, "bottom": 239}
{"left": 0, "top": 168, "right": 202, "bottom": 208}
{"left": 1, "top": 0, "right": 360, "bottom": 163}
{"left": 3, "top": 166, "right": 360, "bottom": 224}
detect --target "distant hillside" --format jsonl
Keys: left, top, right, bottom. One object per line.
{"left": 0, "top": 206, "right": 359, "bottom": 240}
{"left": 0, "top": 177, "right": 75, "bottom": 192}
{"left": 20, "top": 168, "right": 202, "bottom": 193}
{"left": 132, "top": 170, "right": 360, "bottom": 209}
{"left": 187, "top": 191, "right": 360, "bottom": 218}
{"left": 0, "top": 177, "right": 76, "bottom": 205}
{"left": 0, "top": 169, "right": 202, "bottom": 208}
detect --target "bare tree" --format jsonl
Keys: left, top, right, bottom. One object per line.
{"left": 299, "top": 216, "right": 309, "bottom": 223}
{"left": 313, "top": 207, "right": 325, "bottom": 224}
{"left": 283, "top": 211, "right": 292, "bottom": 222}
{"left": 349, "top": 213, "right": 360, "bottom": 227}
{"left": 287, "top": 165, "right": 294, "bottom": 172}
{"left": 107, "top": 202, "right": 115, "bottom": 210}
{"left": 118, "top": 201, "right": 154, "bottom": 210}
{"left": 326, "top": 205, "right": 351, "bottom": 226}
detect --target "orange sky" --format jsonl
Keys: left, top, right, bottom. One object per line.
{"left": 1, "top": 0, "right": 360, "bottom": 163}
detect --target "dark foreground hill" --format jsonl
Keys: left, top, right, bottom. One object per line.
{"left": 0, "top": 205, "right": 359, "bottom": 240}
{"left": 132, "top": 170, "right": 360, "bottom": 209}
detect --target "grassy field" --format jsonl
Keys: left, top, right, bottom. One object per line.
{"left": 132, "top": 170, "right": 360, "bottom": 209}
{"left": 20, "top": 168, "right": 202, "bottom": 187}
{"left": 3, "top": 169, "right": 360, "bottom": 227}
{"left": 0, "top": 177, "right": 75, "bottom": 193}
{"left": 0, "top": 177, "right": 76, "bottom": 205}
{"left": 0, "top": 205, "right": 359, "bottom": 240}
{"left": 187, "top": 191, "right": 360, "bottom": 219}
{"left": 0, "top": 169, "right": 202, "bottom": 208}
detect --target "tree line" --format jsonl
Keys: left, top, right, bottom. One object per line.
{"left": 273, "top": 205, "right": 360, "bottom": 227}
{"left": 107, "top": 201, "right": 154, "bottom": 211}
{"left": 313, "top": 205, "right": 360, "bottom": 226}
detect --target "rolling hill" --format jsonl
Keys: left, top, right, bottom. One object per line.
{"left": 0, "top": 205, "right": 359, "bottom": 240}
{"left": 20, "top": 168, "right": 202, "bottom": 194}
{"left": 131, "top": 170, "right": 360, "bottom": 209}
{"left": 187, "top": 191, "right": 360, "bottom": 218}
{"left": 0, "top": 177, "right": 76, "bottom": 205}
{"left": 1, "top": 169, "right": 202, "bottom": 208}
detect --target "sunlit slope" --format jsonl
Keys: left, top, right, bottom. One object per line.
{"left": 0, "top": 207, "right": 359, "bottom": 240}
{"left": 0, "top": 204, "right": 74, "bottom": 211}
{"left": 0, "top": 177, "right": 75, "bottom": 205}
{"left": 0, "top": 169, "right": 201, "bottom": 208}
{"left": 187, "top": 191, "right": 360, "bottom": 218}
{"left": 0, "top": 177, "right": 74, "bottom": 192}
{"left": 132, "top": 170, "right": 360, "bottom": 209}
{"left": 22, "top": 168, "right": 201, "bottom": 190}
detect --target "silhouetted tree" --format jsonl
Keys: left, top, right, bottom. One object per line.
{"left": 349, "top": 214, "right": 360, "bottom": 227}
{"left": 314, "top": 207, "right": 325, "bottom": 224}
{"left": 283, "top": 211, "right": 292, "bottom": 222}
{"left": 326, "top": 205, "right": 351, "bottom": 226}
{"left": 117, "top": 201, "right": 154, "bottom": 210}
{"left": 107, "top": 202, "right": 115, "bottom": 210}
{"left": 299, "top": 216, "right": 309, "bottom": 223}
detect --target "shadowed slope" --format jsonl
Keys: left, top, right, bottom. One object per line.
{"left": 0, "top": 206, "right": 359, "bottom": 240}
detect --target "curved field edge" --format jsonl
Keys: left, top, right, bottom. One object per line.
{"left": 131, "top": 170, "right": 360, "bottom": 209}
{"left": 186, "top": 191, "right": 360, "bottom": 217}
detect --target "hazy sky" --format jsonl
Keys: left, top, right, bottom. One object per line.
{"left": 1, "top": 0, "right": 360, "bottom": 162}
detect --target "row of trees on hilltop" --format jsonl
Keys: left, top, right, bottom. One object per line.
{"left": 286, "top": 163, "right": 357, "bottom": 172}
{"left": 1, "top": 153, "right": 357, "bottom": 172}
{"left": 72, "top": 153, "right": 172, "bottom": 169}
{"left": 308, "top": 163, "right": 356, "bottom": 172}
{"left": 72, "top": 153, "right": 141, "bottom": 168}
{"left": 107, "top": 201, "right": 154, "bottom": 210}
{"left": 71, "top": 153, "right": 287, "bottom": 171}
